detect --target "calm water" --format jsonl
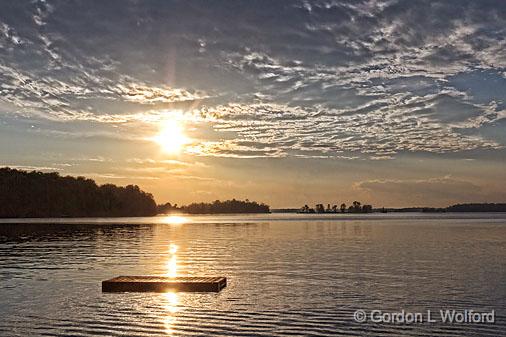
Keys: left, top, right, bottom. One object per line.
{"left": 0, "top": 213, "right": 504, "bottom": 336}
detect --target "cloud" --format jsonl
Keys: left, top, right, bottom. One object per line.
{"left": 355, "top": 176, "right": 491, "bottom": 206}
{"left": 0, "top": 0, "right": 505, "bottom": 159}
{"left": 113, "top": 83, "right": 207, "bottom": 105}
{"left": 0, "top": 164, "right": 63, "bottom": 171}
{"left": 189, "top": 101, "right": 501, "bottom": 158}
{"left": 0, "top": 61, "right": 206, "bottom": 122}
{"left": 70, "top": 172, "right": 160, "bottom": 180}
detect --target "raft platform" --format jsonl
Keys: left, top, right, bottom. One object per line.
{"left": 102, "top": 276, "right": 227, "bottom": 293}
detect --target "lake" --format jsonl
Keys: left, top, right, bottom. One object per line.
{"left": 0, "top": 213, "right": 504, "bottom": 336}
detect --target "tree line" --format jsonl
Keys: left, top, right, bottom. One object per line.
{"left": 446, "top": 203, "right": 506, "bottom": 212}
{"left": 300, "top": 201, "right": 373, "bottom": 213}
{"left": 157, "top": 199, "right": 270, "bottom": 214}
{"left": 0, "top": 168, "right": 270, "bottom": 217}
{"left": 0, "top": 168, "right": 157, "bottom": 217}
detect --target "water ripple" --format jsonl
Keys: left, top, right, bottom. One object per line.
{"left": 0, "top": 215, "right": 504, "bottom": 336}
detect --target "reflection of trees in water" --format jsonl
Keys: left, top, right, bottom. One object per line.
{"left": 0, "top": 223, "right": 157, "bottom": 282}
{"left": 0, "top": 223, "right": 154, "bottom": 243}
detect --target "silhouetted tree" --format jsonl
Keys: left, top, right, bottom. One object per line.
{"left": 350, "top": 201, "right": 362, "bottom": 213}
{"left": 0, "top": 168, "right": 157, "bottom": 217}
{"left": 340, "top": 203, "right": 346, "bottom": 213}
{"left": 299, "top": 204, "right": 316, "bottom": 213}
{"left": 362, "top": 204, "right": 373, "bottom": 213}
{"left": 179, "top": 199, "right": 269, "bottom": 214}
{"left": 157, "top": 202, "right": 176, "bottom": 214}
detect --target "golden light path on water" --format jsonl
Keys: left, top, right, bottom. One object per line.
{"left": 166, "top": 243, "right": 178, "bottom": 278}
{"left": 150, "top": 215, "right": 191, "bottom": 336}
{"left": 163, "top": 291, "right": 179, "bottom": 336}
{"left": 164, "top": 242, "right": 179, "bottom": 335}
{"left": 160, "top": 215, "right": 190, "bottom": 225}
{"left": 157, "top": 215, "right": 192, "bottom": 335}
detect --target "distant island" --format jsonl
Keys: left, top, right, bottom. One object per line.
{"left": 295, "top": 202, "right": 506, "bottom": 213}
{"left": 446, "top": 203, "right": 506, "bottom": 212}
{"left": 157, "top": 199, "right": 270, "bottom": 214}
{"left": 0, "top": 167, "right": 270, "bottom": 218}
{"left": 299, "top": 201, "right": 373, "bottom": 213}
{"left": 372, "top": 204, "right": 506, "bottom": 213}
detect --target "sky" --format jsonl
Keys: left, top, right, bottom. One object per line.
{"left": 1, "top": 0, "right": 505, "bottom": 208}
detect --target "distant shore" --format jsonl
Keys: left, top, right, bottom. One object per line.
{"left": 1, "top": 167, "right": 505, "bottom": 218}
{"left": 273, "top": 203, "right": 506, "bottom": 214}
{"left": 0, "top": 167, "right": 270, "bottom": 218}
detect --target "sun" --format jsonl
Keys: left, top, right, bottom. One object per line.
{"left": 153, "top": 119, "right": 189, "bottom": 153}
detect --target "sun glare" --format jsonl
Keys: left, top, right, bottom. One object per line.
{"left": 166, "top": 243, "right": 178, "bottom": 278}
{"left": 161, "top": 215, "right": 189, "bottom": 225}
{"left": 163, "top": 291, "right": 179, "bottom": 335}
{"left": 153, "top": 119, "right": 189, "bottom": 154}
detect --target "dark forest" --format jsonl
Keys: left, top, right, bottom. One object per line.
{"left": 0, "top": 168, "right": 157, "bottom": 217}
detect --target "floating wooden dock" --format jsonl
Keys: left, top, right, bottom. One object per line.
{"left": 102, "top": 276, "right": 227, "bottom": 293}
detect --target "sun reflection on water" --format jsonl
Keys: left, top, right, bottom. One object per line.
{"left": 169, "top": 243, "right": 178, "bottom": 255}
{"left": 166, "top": 243, "right": 178, "bottom": 278}
{"left": 164, "top": 291, "right": 179, "bottom": 313}
{"left": 164, "top": 243, "right": 179, "bottom": 335}
{"left": 163, "top": 291, "right": 179, "bottom": 335}
{"left": 161, "top": 215, "right": 189, "bottom": 225}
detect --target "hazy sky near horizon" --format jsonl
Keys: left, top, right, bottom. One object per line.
{"left": 1, "top": 0, "right": 505, "bottom": 208}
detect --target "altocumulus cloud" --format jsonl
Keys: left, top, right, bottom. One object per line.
{"left": 355, "top": 176, "right": 502, "bottom": 206}
{"left": 0, "top": 0, "right": 505, "bottom": 158}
